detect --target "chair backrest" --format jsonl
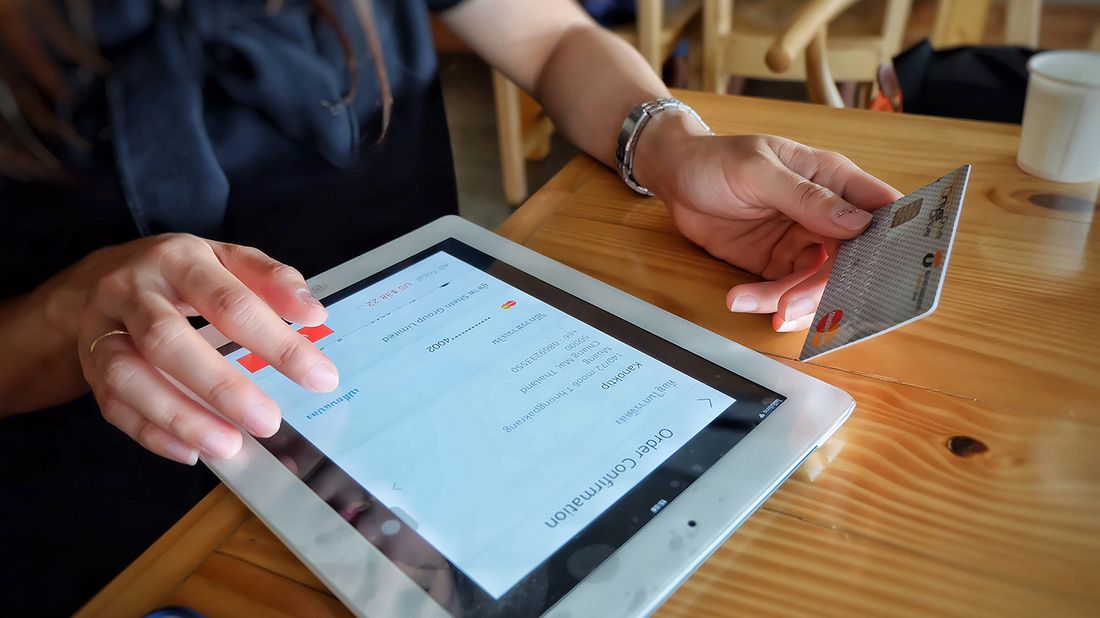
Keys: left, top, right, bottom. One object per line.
{"left": 766, "top": 0, "right": 913, "bottom": 74}
{"left": 931, "top": 0, "right": 1041, "bottom": 49}
{"left": 879, "top": 0, "right": 915, "bottom": 62}
{"left": 1004, "top": 0, "right": 1042, "bottom": 47}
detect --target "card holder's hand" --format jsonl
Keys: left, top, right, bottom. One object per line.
{"left": 40, "top": 234, "right": 338, "bottom": 464}
{"left": 635, "top": 126, "right": 902, "bottom": 332}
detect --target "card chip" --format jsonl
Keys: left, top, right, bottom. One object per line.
{"left": 890, "top": 198, "right": 923, "bottom": 228}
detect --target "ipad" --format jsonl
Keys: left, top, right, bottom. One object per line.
{"left": 202, "top": 215, "right": 854, "bottom": 617}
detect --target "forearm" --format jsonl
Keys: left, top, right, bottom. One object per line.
{"left": 442, "top": 0, "right": 690, "bottom": 168}
{"left": 442, "top": 0, "right": 704, "bottom": 184}
{"left": 0, "top": 289, "right": 87, "bottom": 416}
{"left": 533, "top": 24, "right": 669, "bottom": 168}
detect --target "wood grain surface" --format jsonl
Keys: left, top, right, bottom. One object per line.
{"left": 81, "top": 92, "right": 1100, "bottom": 618}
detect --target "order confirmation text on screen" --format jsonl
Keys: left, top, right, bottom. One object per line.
{"left": 225, "top": 250, "right": 735, "bottom": 598}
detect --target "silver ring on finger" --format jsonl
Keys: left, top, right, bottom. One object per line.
{"left": 89, "top": 329, "right": 131, "bottom": 356}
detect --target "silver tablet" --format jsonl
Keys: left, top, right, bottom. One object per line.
{"left": 202, "top": 215, "right": 853, "bottom": 617}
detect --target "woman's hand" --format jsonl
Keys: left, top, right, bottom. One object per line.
{"left": 634, "top": 112, "right": 903, "bottom": 332}
{"left": 41, "top": 234, "right": 338, "bottom": 464}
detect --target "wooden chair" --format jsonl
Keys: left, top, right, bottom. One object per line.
{"left": 703, "top": 0, "right": 912, "bottom": 103}
{"left": 931, "top": 0, "right": 1042, "bottom": 49}
{"left": 763, "top": 0, "right": 1046, "bottom": 109}
{"left": 494, "top": 0, "right": 702, "bottom": 205}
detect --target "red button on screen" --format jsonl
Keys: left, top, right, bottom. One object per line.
{"left": 238, "top": 324, "right": 334, "bottom": 373}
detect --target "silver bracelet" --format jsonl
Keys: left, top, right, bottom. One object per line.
{"left": 615, "top": 98, "right": 712, "bottom": 196}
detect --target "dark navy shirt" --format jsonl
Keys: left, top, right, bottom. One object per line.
{"left": 1, "top": 0, "right": 463, "bottom": 299}
{"left": 0, "top": 1, "right": 463, "bottom": 614}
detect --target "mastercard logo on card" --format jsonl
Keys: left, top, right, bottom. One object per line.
{"left": 501, "top": 300, "right": 517, "bottom": 310}
{"left": 811, "top": 309, "right": 844, "bottom": 348}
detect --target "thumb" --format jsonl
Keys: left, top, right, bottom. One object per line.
{"left": 753, "top": 161, "right": 874, "bottom": 239}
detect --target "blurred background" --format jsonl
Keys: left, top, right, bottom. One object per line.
{"left": 435, "top": 0, "right": 1100, "bottom": 228}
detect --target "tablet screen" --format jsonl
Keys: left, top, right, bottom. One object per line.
{"left": 222, "top": 239, "right": 784, "bottom": 615}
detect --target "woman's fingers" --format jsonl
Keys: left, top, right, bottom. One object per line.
{"left": 727, "top": 244, "right": 826, "bottom": 315}
{"left": 751, "top": 138, "right": 903, "bottom": 239}
{"left": 209, "top": 241, "right": 328, "bottom": 327}
{"left": 157, "top": 237, "right": 338, "bottom": 393}
{"left": 110, "top": 291, "right": 282, "bottom": 437}
{"left": 99, "top": 397, "right": 199, "bottom": 465}
{"left": 748, "top": 151, "right": 873, "bottom": 240}
{"left": 67, "top": 234, "right": 338, "bottom": 463}
{"left": 800, "top": 148, "right": 904, "bottom": 209}
{"left": 771, "top": 249, "right": 835, "bottom": 332}
{"left": 775, "top": 313, "right": 815, "bottom": 333}
{"left": 727, "top": 243, "right": 833, "bottom": 333}
{"left": 82, "top": 325, "right": 244, "bottom": 460}
{"left": 731, "top": 139, "right": 900, "bottom": 331}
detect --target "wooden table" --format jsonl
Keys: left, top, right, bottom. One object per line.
{"left": 80, "top": 92, "right": 1100, "bottom": 617}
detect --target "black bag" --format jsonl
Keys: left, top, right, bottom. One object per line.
{"left": 893, "top": 39, "right": 1039, "bottom": 123}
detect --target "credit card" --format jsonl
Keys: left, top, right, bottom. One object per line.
{"left": 799, "top": 165, "right": 971, "bottom": 362}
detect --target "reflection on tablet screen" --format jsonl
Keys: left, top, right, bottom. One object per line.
{"left": 221, "top": 240, "right": 784, "bottom": 615}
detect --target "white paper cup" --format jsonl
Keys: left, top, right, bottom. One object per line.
{"left": 1017, "top": 51, "right": 1100, "bottom": 183}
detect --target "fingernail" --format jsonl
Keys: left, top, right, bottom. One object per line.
{"left": 201, "top": 432, "right": 239, "bottom": 459}
{"left": 777, "top": 315, "right": 813, "bottom": 333}
{"left": 729, "top": 295, "right": 758, "bottom": 312}
{"left": 307, "top": 363, "right": 339, "bottom": 392}
{"left": 784, "top": 297, "right": 816, "bottom": 322}
{"left": 297, "top": 287, "right": 324, "bottom": 309}
{"left": 165, "top": 440, "right": 199, "bottom": 465}
{"left": 830, "top": 203, "right": 873, "bottom": 231}
{"left": 243, "top": 406, "right": 280, "bottom": 437}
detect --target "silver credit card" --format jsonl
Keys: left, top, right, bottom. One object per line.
{"left": 799, "top": 165, "right": 971, "bottom": 362}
